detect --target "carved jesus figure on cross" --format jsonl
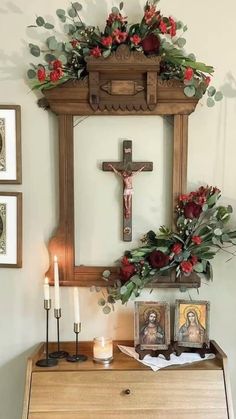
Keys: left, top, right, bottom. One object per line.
{"left": 102, "top": 140, "right": 153, "bottom": 242}
{"left": 108, "top": 163, "right": 145, "bottom": 219}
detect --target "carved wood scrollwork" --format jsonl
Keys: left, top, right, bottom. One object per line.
{"left": 87, "top": 45, "right": 161, "bottom": 112}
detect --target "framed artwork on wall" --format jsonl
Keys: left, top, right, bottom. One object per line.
{"left": 0, "top": 192, "right": 22, "bottom": 267}
{"left": 174, "top": 299, "right": 210, "bottom": 348}
{"left": 134, "top": 301, "right": 170, "bottom": 350}
{"left": 0, "top": 105, "right": 21, "bottom": 184}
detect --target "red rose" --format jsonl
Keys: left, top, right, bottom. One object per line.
{"left": 180, "top": 260, "right": 193, "bottom": 274}
{"left": 37, "top": 67, "right": 46, "bottom": 82}
{"left": 113, "top": 29, "right": 128, "bottom": 44}
{"left": 144, "top": 5, "right": 157, "bottom": 25}
{"left": 179, "top": 194, "right": 189, "bottom": 202}
{"left": 171, "top": 243, "right": 182, "bottom": 255}
{"left": 192, "top": 236, "right": 202, "bottom": 245}
{"left": 190, "top": 255, "right": 198, "bottom": 266}
{"left": 120, "top": 264, "right": 136, "bottom": 282}
{"left": 90, "top": 46, "right": 102, "bottom": 57}
{"left": 50, "top": 70, "right": 61, "bottom": 82}
{"left": 159, "top": 20, "right": 167, "bottom": 34}
{"left": 102, "top": 36, "right": 113, "bottom": 47}
{"left": 184, "top": 67, "right": 194, "bottom": 81}
{"left": 70, "top": 39, "right": 79, "bottom": 48}
{"left": 142, "top": 33, "right": 160, "bottom": 55}
{"left": 149, "top": 250, "right": 169, "bottom": 269}
{"left": 184, "top": 202, "right": 202, "bottom": 219}
{"left": 130, "top": 34, "right": 141, "bottom": 46}
{"left": 52, "top": 59, "right": 62, "bottom": 70}
{"left": 169, "top": 17, "right": 176, "bottom": 37}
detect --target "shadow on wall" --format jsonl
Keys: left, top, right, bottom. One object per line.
{"left": 0, "top": 345, "right": 38, "bottom": 419}
{"left": 221, "top": 73, "right": 236, "bottom": 98}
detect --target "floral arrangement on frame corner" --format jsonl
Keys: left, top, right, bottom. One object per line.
{"left": 27, "top": 0, "right": 222, "bottom": 106}
{"left": 93, "top": 186, "right": 236, "bottom": 314}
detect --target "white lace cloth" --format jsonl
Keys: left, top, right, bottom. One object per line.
{"left": 118, "top": 345, "right": 215, "bottom": 372}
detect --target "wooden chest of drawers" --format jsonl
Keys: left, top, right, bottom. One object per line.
{"left": 22, "top": 341, "right": 234, "bottom": 419}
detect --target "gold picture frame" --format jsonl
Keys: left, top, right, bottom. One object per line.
{"left": 134, "top": 301, "right": 170, "bottom": 350}
{"left": 0, "top": 105, "right": 21, "bottom": 184}
{"left": 174, "top": 299, "right": 210, "bottom": 348}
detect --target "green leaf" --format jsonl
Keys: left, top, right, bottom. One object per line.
{"left": 98, "top": 298, "right": 106, "bottom": 306}
{"left": 207, "top": 97, "right": 215, "bottom": 107}
{"left": 57, "top": 54, "right": 67, "bottom": 65}
{"left": 30, "top": 45, "right": 40, "bottom": 57}
{"left": 120, "top": 285, "right": 127, "bottom": 295}
{"left": 65, "top": 42, "right": 73, "bottom": 52}
{"left": 103, "top": 49, "right": 111, "bottom": 58}
{"left": 27, "top": 69, "right": 36, "bottom": 79}
{"left": 64, "top": 23, "right": 76, "bottom": 34}
{"left": 214, "top": 91, "right": 223, "bottom": 101}
{"left": 188, "top": 53, "right": 196, "bottom": 61}
{"left": 208, "top": 86, "right": 216, "bottom": 97}
{"left": 214, "top": 228, "right": 222, "bottom": 236}
{"left": 44, "top": 22, "right": 54, "bottom": 30}
{"left": 103, "top": 305, "right": 111, "bottom": 314}
{"left": 68, "top": 8, "right": 77, "bottom": 18}
{"left": 194, "top": 262, "right": 204, "bottom": 273}
{"left": 102, "top": 269, "right": 111, "bottom": 279}
{"left": 56, "top": 9, "right": 66, "bottom": 17}
{"left": 112, "top": 7, "right": 120, "bottom": 14}
{"left": 44, "top": 53, "right": 56, "bottom": 63}
{"left": 184, "top": 85, "right": 196, "bottom": 97}
{"left": 119, "top": 1, "right": 124, "bottom": 10}
{"left": 206, "top": 261, "right": 213, "bottom": 281}
{"left": 183, "top": 25, "right": 188, "bottom": 32}
{"left": 36, "top": 16, "right": 45, "bottom": 26}
{"left": 72, "top": 2, "right": 83, "bottom": 11}
{"left": 46, "top": 36, "right": 58, "bottom": 50}
{"left": 177, "top": 38, "right": 186, "bottom": 48}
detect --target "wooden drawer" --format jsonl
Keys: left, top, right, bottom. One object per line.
{"left": 29, "top": 370, "right": 228, "bottom": 418}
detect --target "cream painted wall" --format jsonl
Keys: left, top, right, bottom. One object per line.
{"left": 0, "top": 1, "right": 236, "bottom": 418}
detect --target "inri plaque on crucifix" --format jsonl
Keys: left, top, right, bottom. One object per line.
{"left": 102, "top": 140, "right": 153, "bottom": 242}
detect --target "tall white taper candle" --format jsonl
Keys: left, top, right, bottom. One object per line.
{"left": 73, "top": 287, "right": 80, "bottom": 324}
{"left": 54, "top": 256, "right": 60, "bottom": 309}
{"left": 44, "top": 277, "right": 50, "bottom": 300}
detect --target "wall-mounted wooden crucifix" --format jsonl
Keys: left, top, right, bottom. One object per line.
{"left": 102, "top": 140, "right": 153, "bottom": 242}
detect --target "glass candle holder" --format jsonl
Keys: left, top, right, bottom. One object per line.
{"left": 93, "top": 337, "right": 113, "bottom": 364}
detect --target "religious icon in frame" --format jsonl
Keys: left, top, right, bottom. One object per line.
{"left": 0, "top": 192, "right": 22, "bottom": 267}
{"left": 134, "top": 301, "right": 170, "bottom": 350}
{"left": 0, "top": 106, "right": 21, "bottom": 184}
{"left": 174, "top": 300, "right": 210, "bottom": 348}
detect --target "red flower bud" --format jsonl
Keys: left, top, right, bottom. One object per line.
{"left": 130, "top": 34, "right": 141, "bottom": 46}
{"left": 70, "top": 39, "right": 79, "bottom": 48}
{"left": 101, "top": 36, "right": 113, "bottom": 47}
{"left": 37, "top": 67, "right": 46, "bottom": 82}
{"left": 120, "top": 264, "right": 136, "bottom": 282}
{"left": 159, "top": 20, "right": 167, "bottom": 34}
{"left": 172, "top": 243, "right": 182, "bottom": 255}
{"left": 90, "top": 46, "right": 102, "bottom": 58}
{"left": 52, "top": 59, "right": 62, "bottom": 70}
{"left": 180, "top": 260, "right": 193, "bottom": 274}
{"left": 184, "top": 67, "right": 194, "bottom": 81}
{"left": 50, "top": 70, "right": 61, "bottom": 82}
{"left": 190, "top": 255, "right": 198, "bottom": 266}
{"left": 192, "top": 236, "right": 202, "bottom": 245}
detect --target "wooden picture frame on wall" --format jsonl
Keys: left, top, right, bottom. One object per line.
{"left": 0, "top": 192, "right": 22, "bottom": 267}
{"left": 42, "top": 47, "right": 201, "bottom": 288}
{"left": 0, "top": 105, "right": 22, "bottom": 184}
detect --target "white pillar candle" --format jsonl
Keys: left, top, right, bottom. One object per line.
{"left": 44, "top": 277, "right": 50, "bottom": 300}
{"left": 54, "top": 256, "right": 60, "bottom": 309}
{"left": 73, "top": 287, "right": 80, "bottom": 324}
{"left": 93, "top": 337, "right": 113, "bottom": 361}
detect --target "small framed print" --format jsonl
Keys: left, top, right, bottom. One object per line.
{"left": 134, "top": 301, "right": 170, "bottom": 350}
{"left": 0, "top": 105, "right": 21, "bottom": 184}
{"left": 0, "top": 193, "right": 22, "bottom": 267}
{"left": 174, "top": 300, "right": 210, "bottom": 348}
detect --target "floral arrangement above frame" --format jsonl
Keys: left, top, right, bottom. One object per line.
{"left": 96, "top": 186, "right": 236, "bottom": 313}
{"left": 0, "top": 106, "right": 21, "bottom": 184}
{"left": 27, "top": 0, "right": 222, "bottom": 106}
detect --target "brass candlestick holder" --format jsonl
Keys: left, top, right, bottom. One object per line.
{"left": 67, "top": 322, "right": 87, "bottom": 363}
{"left": 49, "top": 308, "right": 69, "bottom": 359}
{"left": 36, "top": 300, "right": 58, "bottom": 368}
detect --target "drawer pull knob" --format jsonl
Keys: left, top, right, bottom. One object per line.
{"left": 124, "top": 389, "right": 131, "bottom": 395}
